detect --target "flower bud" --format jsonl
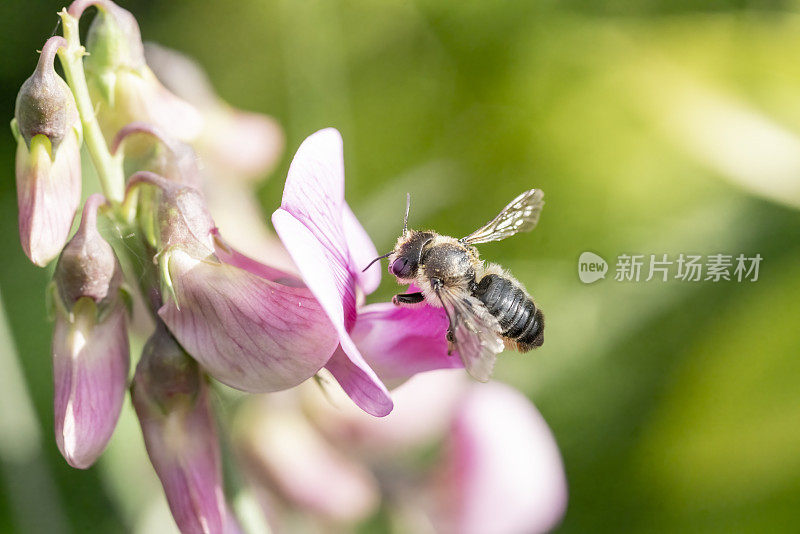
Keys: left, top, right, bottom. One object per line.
{"left": 51, "top": 195, "right": 129, "bottom": 468}
{"left": 77, "top": 1, "right": 202, "bottom": 146}
{"left": 13, "top": 36, "right": 82, "bottom": 266}
{"left": 131, "top": 322, "right": 227, "bottom": 533}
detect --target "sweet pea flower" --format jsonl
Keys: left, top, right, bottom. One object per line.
{"left": 271, "top": 128, "right": 462, "bottom": 416}
{"left": 125, "top": 172, "right": 339, "bottom": 394}
{"left": 51, "top": 194, "right": 129, "bottom": 468}
{"left": 235, "top": 372, "right": 568, "bottom": 534}
{"left": 131, "top": 321, "right": 227, "bottom": 534}
{"left": 12, "top": 35, "right": 82, "bottom": 266}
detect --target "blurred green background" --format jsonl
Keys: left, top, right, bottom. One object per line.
{"left": 3, "top": 0, "right": 800, "bottom": 532}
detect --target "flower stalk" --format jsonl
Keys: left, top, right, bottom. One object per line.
{"left": 57, "top": 8, "right": 124, "bottom": 203}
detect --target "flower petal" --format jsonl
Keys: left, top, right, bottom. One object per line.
{"left": 132, "top": 362, "right": 227, "bottom": 534}
{"left": 159, "top": 250, "right": 339, "bottom": 393}
{"left": 16, "top": 132, "right": 81, "bottom": 266}
{"left": 350, "top": 302, "right": 462, "bottom": 389}
{"left": 272, "top": 209, "right": 392, "bottom": 416}
{"left": 53, "top": 304, "right": 129, "bottom": 469}
{"left": 432, "top": 382, "right": 568, "bottom": 534}
{"left": 236, "top": 396, "right": 379, "bottom": 523}
{"left": 342, "top": 202, "right": 381, "bottom": 296}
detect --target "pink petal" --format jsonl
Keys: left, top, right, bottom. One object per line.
{"left": 16, "top": 132, "right": 81, "bottom": 266}
{"left": 342, "top": 202, "right": 381, "bottom": 296}
{"left": 52, "top": 305, "right": 129, "bottom": 469}
{"left": 433, "top": 382, "right": 568, "bottom": 534}
{"left": 350, "top": 302, "right": 462, "bottom": 389}
{"left": 272, "top": 209, "right": 392, "bottom": 416}
{"left": 159, "top": 250, "right": 339, "bottom": 393}
{"left": 133, "top": 377, "right": 227, "bottom": 534}
{"left": 275, "top": 128, "right": 356, "bottom": 327}
{"left": 237, "top": 397, "right": 379, "bottom": 523}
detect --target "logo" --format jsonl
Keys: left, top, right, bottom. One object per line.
{"left": 578, "top": 251, "right": 608, "bottom": 284}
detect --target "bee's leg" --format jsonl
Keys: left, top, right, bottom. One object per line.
{"left": 431, "top": 280, "right": 457, "bottom": 355}
{"left": 392, "top": 292, "right": 424, "bottom": 305}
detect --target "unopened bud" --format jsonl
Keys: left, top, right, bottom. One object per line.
{"left": 78, "top": 0, "right": 202, "bottom": 145}
{"left": 51, "top": 195, "right": 129, "bottom": 469}
{"left": 132, "top": 322, "right": 227, "bottom": 533}
{"left": 13, "top": 36, "right": 82, "bottom": 266}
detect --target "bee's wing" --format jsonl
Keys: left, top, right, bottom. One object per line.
{"left": 461, "top": 189, "right": 544, "bottom": 245}
{"left": 435, "top": 285, "right": 505, "bottom": 382}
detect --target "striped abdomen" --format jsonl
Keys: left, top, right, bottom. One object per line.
{"left": 472, "top": 274, "right": 544, "bottom": 351}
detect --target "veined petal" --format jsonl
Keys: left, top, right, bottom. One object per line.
{"left": 132, "top": 330, "right": 227, "bottom": 534}
{"left": 272, "top": 210, "right": 392, "bottom": 416}
{"left": 432, "top": 382, "right": 568, "bottom": 534}
{"left": 16, "top": 131, "right": 81, "bottom": 266}
{"left": 342, "top": 202, "right": 381, "bottom": 296}
{"left": 350, "top": 302, "right": 462, "bottom": 389}
{"left": 275, "top": 129, "right": 356, "bottom": 327}
{"left": 158, "top": 249, "right": 338, "bottom": 393}
{"left": 53, "top": 304, "right": 129, "bottom": 469}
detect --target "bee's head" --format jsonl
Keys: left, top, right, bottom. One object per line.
{"left": 388, "top": 230, "right": 434, "bottom": 280}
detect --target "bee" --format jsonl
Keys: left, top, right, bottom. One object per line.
{"left": 363, "top": 189, "right": 545, "bottom": 381}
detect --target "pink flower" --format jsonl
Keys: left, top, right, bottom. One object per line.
{"left": 51, "top": 194, "right": 129, "bottom": 468}
{"left": 131, "top": 322, "right": 228, "bottom": 533}
{"left": 126, "top": 172, "right": 340, "bottom": 394}
{"left": 236, "top": 372, "right": 568, "bottom": 533}
{"left": 432, "top": 382, "right": 568, "bottom": 534}
{"left": 271, "top": 128, "right": 461, "bottom": 416}
{"left": 73, "top": 1, "right": 203, "bottom": 147}
{"left": 13, "top": 36, "right": 82, "bottom": 266}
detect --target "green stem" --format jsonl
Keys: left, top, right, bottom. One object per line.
{"left": 57, "top": 8, "right": 124, "bottom": 203}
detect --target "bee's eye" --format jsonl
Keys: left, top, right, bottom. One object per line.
{"left": 390, "top": 257, "right": 413, "bottom": 278}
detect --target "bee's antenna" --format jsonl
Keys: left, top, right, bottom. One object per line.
{"left": 362, "top": 251, "right": 393, "bottom": 273}
{"left": 403, "top": 192, "right": 411, "bottom": 234}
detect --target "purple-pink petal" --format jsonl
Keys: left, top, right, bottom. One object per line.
{"left": 432, "top": 382, "right": 568, "bottom": 534}
{"left": 350, "top": 302, "right": 462, "bottom": 389}
{"left": 52, "top": 305, "right": 129, "bottom": 469}
{"left": 159, "top": 250, "right": 339, "bottom": 393}
{"left": 272, "top": 209, "right": 392, "bottom": 416}
{"left": 16, "top": 133, "right": 81, "bottom": 266}
{"left": 134, "top": 380, "right": 227, "bottom": 534}
{"left": 341, "top": 202, "right": 381, "bottom": 296}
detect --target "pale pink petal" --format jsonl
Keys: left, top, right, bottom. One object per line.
{"left": 52, "top": 305, "right": 129, "bottom": 469}
{"left": 16, "top": 132, "right": 81, "bottom": 266}
{"left": 237, "top": 397, "right": 379, "bottom": 523}
{"left": 350, "top": 302, "right": 462, "bottom": 389}
{"left": 272, "top": 209, "right": 392, "bottom": 416}
{"left": 433, "top": 383, "right": 568, "bottom": 534}
{"left": 303, "top": 370, "right": 467, "bottom": 455}
{"left": 133, "top": 376, "right": 227, "bottom": 533}
{"left": 342, "top": 202, "right": 381, "bottom": 296}
{"left": 159, "top": 249, "right": 339, "bottom": 393}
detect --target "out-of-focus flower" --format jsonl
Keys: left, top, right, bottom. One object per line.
{"left": 143, "top": 42, "right": 293, "bottom": 272}
{"left": 51, "top": 194, "right": 128, "bottom": 468}
{"left": 71, "top": 0, "right": 203, "bottom": 147}
{"left": 131, "top": 321, "right": 227, "bottom": 533}
{"left": 236, "top": 372, "right": 568, "bottom": 534}
{"left": 236, "top": 394, "right": 380, "bottom": 527}
{"left": 272, "top": 128, "right": 462, "bottom": 416}
{"left": 431, "top": 382, "right": 568, "bottom": 534}
{"left": 12, "top": 35, "right": 82, "bottom": 266}
{"left": 126, "top": 171, "right": 339, "bottom": 394}
{"left": 143, "top": 43, "right": 284, "bottom": 185}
